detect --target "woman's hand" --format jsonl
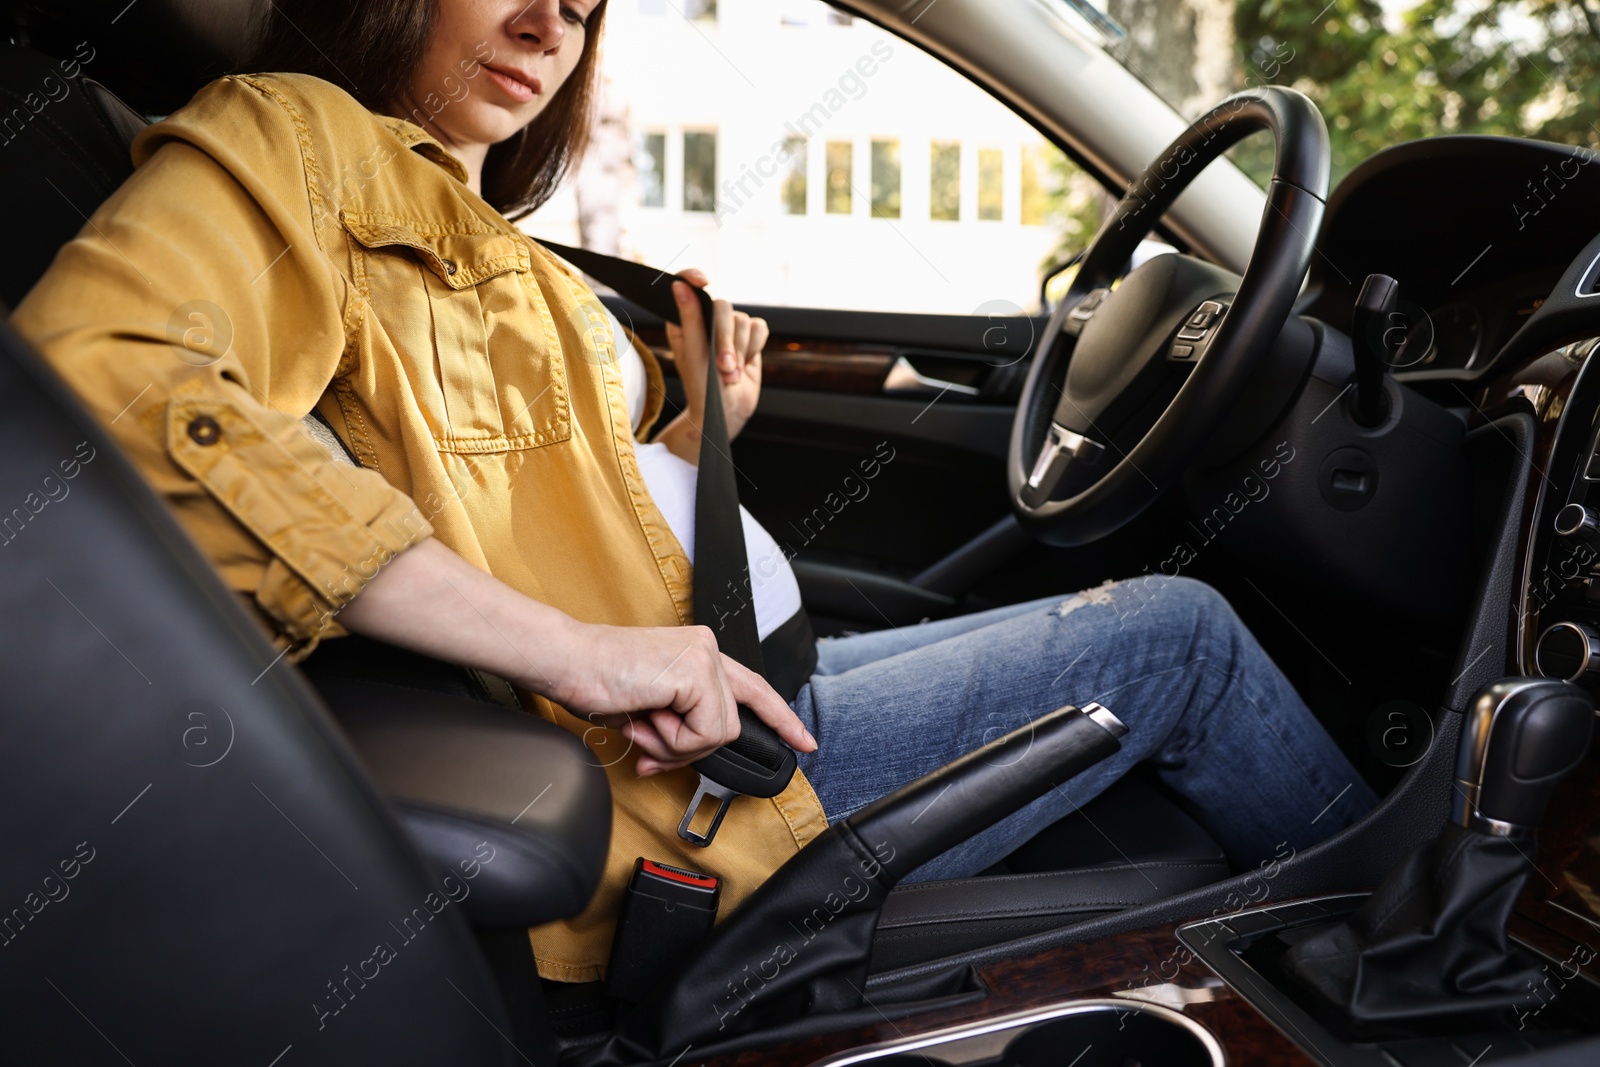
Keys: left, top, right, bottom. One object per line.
{"left": 548, "top": 620, "right": 816, "bottom": 777}
{"left": 338, "top": 537, "right": 815, "bottom": 779}
{"left": 663, "top": 269, "right": 766, "bottom": 443}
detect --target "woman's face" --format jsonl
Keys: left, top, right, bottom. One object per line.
{"left": 397, "top": 0, "right": 598, "bottom": 152}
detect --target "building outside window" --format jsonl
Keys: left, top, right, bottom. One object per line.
{"left": 825, "top": 141, "right": 852, "bottom": 214}
{"left": 642, "top": 0, "right": 716, "bottom": 19}
{"left": 683, "top": 130, "right": 717, "bottom": 212}
{"left": 930, "top": 140, "right": 959, "bottom": 221}
{"left": 781, "top": 137, "right": 807, "bottom": 215}
{"left": 524, "top": 0, "right": 1095, "bottom": 314}
{"left": 1020, "top": 143, "right": 1062, "bottom": 226}
{"left": 634, "top": 132, "right": 665, "bottom": 208}
{"left": 780, "top": 0, "right": 851, "bottom": 25}
{"left": 869, "top": 138, "right": 900, "bottom": 218}
{"left": 977, "top": 147, "right": 1003, "bottom": 221}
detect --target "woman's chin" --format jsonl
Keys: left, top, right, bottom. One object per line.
{"left": 475, "top": 103, "right": 549, "bottom": 145}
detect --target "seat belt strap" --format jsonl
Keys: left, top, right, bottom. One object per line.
{"left": 535, "top": 238, "right": 806, "bottom": 844}
{"left": 533, "top": 239, "right": 818, "bottom": 701}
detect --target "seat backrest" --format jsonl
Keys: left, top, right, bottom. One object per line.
{"left": 0, "top": 317, "right": 524, "bottom": 1064}
{"left": 0, "top": 42, "right": 147, "bottom": 309}
{"left": 1, "top": 0, "right": 265, "bottom": 306}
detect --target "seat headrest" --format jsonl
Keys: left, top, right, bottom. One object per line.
{"left": 0, "top": 44, "right": 150, "bottom": 308}
{"left": 166, "top": 0, "right": 267, "bottom": 64}
{"left": 1, "top": 0, "right": 261, "bottom": 115}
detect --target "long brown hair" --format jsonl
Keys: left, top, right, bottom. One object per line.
{"left": 245, "top": 0, "right": 608, "bottom": 220}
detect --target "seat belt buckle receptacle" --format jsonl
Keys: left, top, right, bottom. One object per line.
{"left": 605, "top": 858, "right": 721, "bottom": 1002}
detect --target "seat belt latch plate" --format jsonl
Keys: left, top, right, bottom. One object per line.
{"left": 678, "top": 775, "right": 738, "bottom": 847}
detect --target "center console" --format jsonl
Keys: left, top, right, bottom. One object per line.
{"left": 1181, "top": 895, "right": 1600, "bottom": 1066}
{"left": 809, "top": 1000, "right": 1223, "bottom": 1067}
{"left": 680, "top": 340, "right": 1600, "bottom": 1067}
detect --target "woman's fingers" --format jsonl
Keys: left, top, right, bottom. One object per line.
{"left": 672, "top": 279, "right": 704, "bottom": 356}
{"left": 627, "top": 628, "right": 738, "bottom": 773}
{"left": 570, "top": 622, "right": 812, "bottom": 776}
{"left": 732, "top": 314, "right": 752, "bottom": 378}
{"left": 617, "top": 703, "right": 726, "bottom": 776}
{"left": 680, "top": 632, "right": 741, "bottom": 748}
{"left": 712, "top": 298, "right": 737, "bottom": 379}
{"left": 619, "top": 715, "right": 682, "bottom": 776}
{"left": 672, "top": 274, "right": 763, "bottom": 399}
{"left": 749, "top": 316, "right": 769, "bottom": 365}
{"left": 721, "top": 653, "right": 818, "bottom": 754}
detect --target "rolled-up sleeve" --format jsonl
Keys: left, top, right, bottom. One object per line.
{"left": 10, "top": 76, "right": 430, "bottom": 654}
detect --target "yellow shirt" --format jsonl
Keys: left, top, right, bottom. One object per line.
{"left": 10, "top": 72, "right": 827, "bottom": 982}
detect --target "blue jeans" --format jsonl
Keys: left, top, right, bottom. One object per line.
{"left": 787, "top": 575, "right": 1379, "bottom": 882}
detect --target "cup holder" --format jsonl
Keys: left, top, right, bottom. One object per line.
{"left": 813, "top": 999, "right": 1223, "bottom": 1067}
{"left": 1003, "top": 1004, "right": 1218, "bottom": 1066}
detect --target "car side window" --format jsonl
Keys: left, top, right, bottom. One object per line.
{"left": 522, "top": 0, "right": 1109, "bottom": 316}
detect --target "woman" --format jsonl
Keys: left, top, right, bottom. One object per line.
{"left": 11, "top": 0, "right": 1377, "bottom": 984}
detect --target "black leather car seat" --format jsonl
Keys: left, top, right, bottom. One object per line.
{"left": 0, "top": 0, "right": 1230, "bottom": 990}
{"left": 0, "top": 299, "right": 609, "bottom": 1063}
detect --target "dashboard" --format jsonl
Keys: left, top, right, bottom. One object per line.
{"left": 1301, "top": 136, "right": 1600, "bottom": 383}
{"left": 1411, "top": 268, "right": 1557, "bottom": 372}
{"left": 1278, "top": 134, "right": 1600, "bottom": 690}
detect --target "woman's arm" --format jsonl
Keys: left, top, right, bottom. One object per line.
{"left": 12, "top": 76, "right": 427, "bottom": 653}
{"left": 338, "top": 537, "right": 816, "bottom": 775}
{"left": 655, "top": 273, "right": 767, "bottom": 466}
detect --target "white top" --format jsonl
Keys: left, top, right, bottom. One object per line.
{"left": 609, "top": 309, "right": 803, "bottom": 641}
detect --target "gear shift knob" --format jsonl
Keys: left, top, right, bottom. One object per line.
{"left": 1287, "top": 677, "right": 1594, "bottom": 1023}
{"left": 1452, "top": 677, "right": 1594, "bottom": 837}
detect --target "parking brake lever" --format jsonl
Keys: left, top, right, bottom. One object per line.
{"left": 578, "top": 701, "right": 1127, "bottom": 1065}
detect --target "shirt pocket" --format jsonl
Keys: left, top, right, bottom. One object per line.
{"left": 342, "top": 209, "right": 571, "bottom": 453}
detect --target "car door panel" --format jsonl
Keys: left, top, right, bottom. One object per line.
{"left": 607, "top": 296, "right": 1051, "bottom": 630}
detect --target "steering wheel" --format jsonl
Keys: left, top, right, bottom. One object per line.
{"left": 1007, "top": 87, "right": 1330, "bottom": 546}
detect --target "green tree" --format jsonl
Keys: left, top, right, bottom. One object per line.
{"left": 1232, "top": 0, "right": 1600, "bottom": 187}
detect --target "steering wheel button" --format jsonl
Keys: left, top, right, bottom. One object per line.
{"left": 1067, "top": 287, "right": 1111, "bottom": 324}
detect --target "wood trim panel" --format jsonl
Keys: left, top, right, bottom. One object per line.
{"left": 633, "top": 326, "right": 899, "bottom": 395}
{"left": 694, "top": 921, "right": 1310, "bottom": 1067}
{"left": 1468, "top": 349, "right": 1585, "bottom": 675}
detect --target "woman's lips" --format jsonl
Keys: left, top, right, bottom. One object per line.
{"left": 485, "top": 65, "right": 540, "bottom": 103}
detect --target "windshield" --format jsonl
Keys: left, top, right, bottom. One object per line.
{"left": 1075, "top": 0, "right": 1600, "bottom": 188}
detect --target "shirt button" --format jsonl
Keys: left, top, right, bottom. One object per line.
{"left": 187, "top": 415, "right": 222, "bottom": 446}
{"left": 442, "top": 259, "right": 458, "bottom": 276}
